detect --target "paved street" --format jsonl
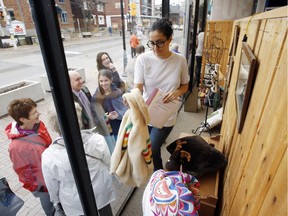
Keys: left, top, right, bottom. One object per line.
{"left": 0, "top": 33, "right": 131, "bottom": 86}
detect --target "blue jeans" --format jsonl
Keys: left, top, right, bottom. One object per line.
{"left": 149, "top": 126, "right": 174, "bottom": 171}
{"left": 110, "top": 119, "right": 121, "bottom": 140}
{"left": 32, "top": 190, "right": 54, "bottom": 216}
{"left": 131, "top": 47, "right": 136, "bottom": 58}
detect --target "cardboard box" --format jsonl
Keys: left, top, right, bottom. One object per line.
{"left": 179, "top": 133, "right": 220, "bottom": 216}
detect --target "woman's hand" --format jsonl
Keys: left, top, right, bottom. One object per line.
{"left": 122, "top": 97, "right": 129, "bottom": 108}
{"left": 162, "top": 84, "right": 189, "bottom": 103}
{"left": 109, "top": 63, "right": 116, "bottom": 72}
{"left": 106, "top": 111, "right": 118, "bottom": 120}
{"left": 163, "top": 91, "right": 181, "bottom": 103}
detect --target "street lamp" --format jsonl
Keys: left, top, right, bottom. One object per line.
{"left": 120, "top": 0, "right": 127, "bottom": 76}
{"left": 127, "top": 12, "right": 130, "bottom": 22}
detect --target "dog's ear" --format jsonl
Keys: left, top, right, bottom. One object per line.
{"left": 180, "top": 150, "right": 191, "bottom": 162}
{"left": 166, "top": 139, "right": 178, "bottom": 154}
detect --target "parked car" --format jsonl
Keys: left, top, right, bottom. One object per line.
{"left": 172, "top": 24, "right": 179, "bottom": 30}
{"left": 137, "top": 30, "right": 143, "bottom": 40}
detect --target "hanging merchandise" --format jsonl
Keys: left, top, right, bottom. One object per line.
{"left": 204, "top": 88, "right": 215, "bottom": 107}
{"left": 213, "top": 92, "right": 221, "bottom": 111}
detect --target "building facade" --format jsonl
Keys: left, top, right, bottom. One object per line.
{"left": 0, "top": 0, "right": 74, "bottom": 36}
{"left": 105, "top": 0, "right": 129, "bottom": 31}
{"left": 0, "top": 0, "right": 183, "bottom": 37}
{"left": 104, "top": 0, "right": 157, "bottom": 32}
{"left": 70, "top": 0, "right": 107, "bottom": 33}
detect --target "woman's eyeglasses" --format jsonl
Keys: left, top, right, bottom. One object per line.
{"left": 147, "top": 40, "right": 167, "bottom": 48}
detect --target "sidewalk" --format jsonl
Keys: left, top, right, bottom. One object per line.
{"left": 0, "top": 33, "right": 134, "bottom": 215}
{"left": 0, "top": 33, "right": 130, "bottom": 56}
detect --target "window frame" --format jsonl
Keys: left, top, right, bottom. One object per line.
{"left": 60, "top": 12, "right": 68, "bottom": 23}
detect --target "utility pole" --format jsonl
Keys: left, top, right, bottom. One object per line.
{"left": 162, "top": 0, "right": 170, "bottom": 18}
{"left": 120, "top": 0, "right": 127, "bottom": 76}
{"left": 0, "top": 0, "right": 7, "bottom": 36}
{"left": 0, "top": 25, "right": 3, "bottom": 37}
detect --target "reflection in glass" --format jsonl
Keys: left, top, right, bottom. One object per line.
{"left": 235, "top": 42, "right": 257, "bottom": 133}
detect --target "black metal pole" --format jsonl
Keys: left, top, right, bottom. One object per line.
{"left": 120, "top": 0, "right": 127, "bottom": 71}
{"left": 162, "top": 0, "right": 170, "bottom": 18}
{"left": 185, "top": 4, "right": 192, "bottom": 61}
{"left": 189, "top": 0, "right": 200, "bottom": 90}
{"left": 28, "top": 0, "right": 98, "bottom": 215}
{"left": 202, "top": 0, "right": 208, "bottom": 31}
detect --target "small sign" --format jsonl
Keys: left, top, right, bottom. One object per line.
{"left": 11, "top": 20, "right": 27, "bottom": 36}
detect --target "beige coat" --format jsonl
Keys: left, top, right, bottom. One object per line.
{"left": 110, "top": 88, "right": 153, "bottom": 187}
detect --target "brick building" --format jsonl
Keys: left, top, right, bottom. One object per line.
{"left": 70, "top": 0, "right": 107, "bottom": 33}
{"left": 105, "top": 0, "right": 129, "bottom": 31}
{"left": 0, "top": 0, "right": 74, "bottom": 36}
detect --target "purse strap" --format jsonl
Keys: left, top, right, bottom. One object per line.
{"left": 15, "top": 134, "right": 47, "bottom": 147}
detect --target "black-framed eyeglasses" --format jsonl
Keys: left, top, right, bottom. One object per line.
{"left": 147, "top": 40, "right": 167, "bottom": 48}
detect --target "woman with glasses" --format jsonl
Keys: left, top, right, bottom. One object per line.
{"left": 134, "top": 18, "right": 190, "bottom": 171}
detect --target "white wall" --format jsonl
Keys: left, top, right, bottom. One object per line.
{"left": 211, "top": 0, "right": 254, "bottom": 20}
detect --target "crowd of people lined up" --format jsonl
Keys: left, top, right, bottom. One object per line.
{"left": 3, "top": 18, "right": 204, "bottom": 216}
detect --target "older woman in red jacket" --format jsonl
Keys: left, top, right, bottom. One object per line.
{"left": 5, "top": 98, "right": 54, "bottom": 216}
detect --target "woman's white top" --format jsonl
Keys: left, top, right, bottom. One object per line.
{"left": 134, "top": 51, "right": 190, "bottom": 126}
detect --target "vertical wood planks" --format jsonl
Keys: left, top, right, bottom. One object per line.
{"left": 219, "top": 7, "right": 287, "bottom": 216}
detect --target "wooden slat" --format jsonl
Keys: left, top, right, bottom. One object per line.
{"left": 257, "top": 151, "right": 287, "bottom": 215}
{"left": 254, "top": 20, "right": 267, "bottom": 56}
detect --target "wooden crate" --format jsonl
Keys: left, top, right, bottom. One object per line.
{"left": 179, "top": 133, "right": 221, "bottom": 216}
